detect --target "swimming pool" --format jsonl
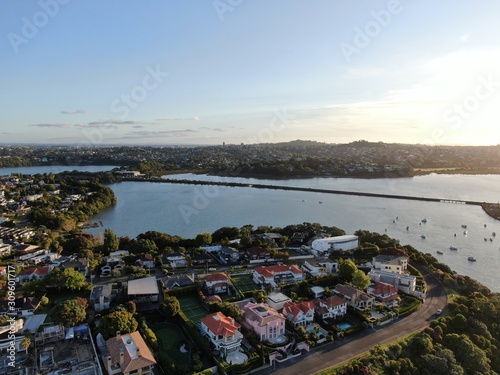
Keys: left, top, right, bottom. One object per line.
{"left": 337, "top": 322, "right": 352, "bottom": 330}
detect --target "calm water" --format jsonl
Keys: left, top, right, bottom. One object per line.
{"left": 86, "top": 173, "right": 500, "bottom": 292}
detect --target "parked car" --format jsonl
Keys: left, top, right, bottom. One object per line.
{"left": 436, "top": 309, "right": 442, "bottom": 316}
{"left": 208, "top": 267, "right": 217, "bottom": 271}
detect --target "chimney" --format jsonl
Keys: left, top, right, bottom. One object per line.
{"left": 136, "top": 347, "right": 141, "bottom": 357}
{"left": 107, "top": 356, "right": 112, "bottom": 369}
{"left": 119, "top": 348, "right": 124, "bottom": 365}
{"left": 116, "top": 331, "right": 121, "bottom": 341}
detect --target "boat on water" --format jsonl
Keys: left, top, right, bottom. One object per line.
{"left": 468, "top": 256, "right": 477, "bottom": 262}
{"left": 437, "top": 250, "right": 444, "bottom": 254}
{"left": 493, "top": 232, "right": 496, "bottom": 237}
{"left": 463, "top": 230, "right": 467, "bottom": 235}
{"left": 450, "top": 246, "right": 458, "bottom": 250}
{"left": 421, "top": 235, "right": 426, "bottom": 239}
{"left": 421, "top": 218, "right": 427, "bottom": 223}
{"left": 462, "top": 224, "right": 467, "bottom": 228}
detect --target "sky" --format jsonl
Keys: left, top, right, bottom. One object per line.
{"left": 1, "top": 0, "right": 500, "bottom": 146}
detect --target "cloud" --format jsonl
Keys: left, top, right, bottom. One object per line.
{"left": 120, "top": 129, "right": 198, "bottom": 139}
{"left": 132, "top": 125, "right": 145, "bottom": 128}
{"left": 200, "top": 127, "right": 225, "bottom": 132}
{"left": 74, "top": 124, "right": 117, "bottom": 129}
{"left": 60, "top": 109, "right": 85, "bottom": 115}
{"left": 155, "top": 116, "right": 200, "bottom": 122}
{"left": 29, "top": 123, "right": 69, "bottom": 128}
{"left": 88, "top": 120, "right": 144, "bottom": 126}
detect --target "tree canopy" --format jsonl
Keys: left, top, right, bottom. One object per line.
{"left": 98, "top": 309, "right": 138, "bottom": 339}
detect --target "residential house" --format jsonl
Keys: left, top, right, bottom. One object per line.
{"left": 136, "top": 254, "right": 155, "bottom": 269}
{"left": 60, "top": 257, "right": 90, "bottom": 277}
{"left": 282, "top": 301, "right": 315, "bottom": 328}
{"left": 90, "top": 284, "right": 113, "bottom": 311}
{"left": 0, "top": 243, "right": 12, "bottom": 256}
{"left": 367, "top": 282, "right": 399, "bottom": 307}
{"left": 200, "top": 312, "right": 243, "bottom": 356}
{"left": 266, "top": 292, "right": 291, "bottom": 312}
{"left": 161, "top": 252, "right": 188, "bottom": 269}
{"left": 313, "top": 296, "right": 348, "bottom": 320}
{"left": 253, "top": 264, "right": 305, "bottom": 287}
{"left": 161, "top": 274, "right": 195, "bottom": 290}
{"left": 334, "top": 284, "right": 374, "bottom": 311}
{"left": 191, "top": 253, "right": 214, "bottom": 266}
{"left": 243, "top": 302, "right": 286, "bottom": 342}
{"left": 104, "top": 331, "right": 156, "bottom": 375}
{"left": 204, "top": 273, "right": 230, "bottom": 295}
{"left": 218, "top": 246, "right": 240, "bottom": 264}
{"left": 368, "top": 269, "right": 417, "bottom": 294}
{"left": 0, "top": 294, "right": 45, "bottom": 317}
{"left": 16, "top": 265, "right": 53, "bottom": 284}
{"left": 372, "top": 255, "right": 408, "bottom": 274}
{"left": 310, "top": 286, "right": 325, "bottom": 299}
{"left": 127, "top": 276, "right": 160, "bottom": 304}
{"left": 301, "top": 261, "right": 328, "bottom": 277}
{"left": 245, "top": 246, "right": 271, "bottom": 261}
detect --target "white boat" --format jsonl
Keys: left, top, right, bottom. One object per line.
{"left": 468, "top": 256, "right": 477, "bottom": 262}
{"left": 436, "top": 250, "right": 443, "bottom": 254}
{"left": 450, "top": 246, "right": 458, "bottom": 250}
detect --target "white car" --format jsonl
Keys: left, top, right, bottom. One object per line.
{"left": 208, "top": 267, "right": 217, "bottom": 271}
{"left": 436, "top": 309, "right": 442, "bottom": 316}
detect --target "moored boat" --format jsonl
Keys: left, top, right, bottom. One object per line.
{"left": 450, "top": 246, "right": 458, "bottom": 250}
{"left": 437, "top": 250, "right": 443, "bottom": 254}
{"left": 467, "top": 256, "right": 477, "bottom": 262}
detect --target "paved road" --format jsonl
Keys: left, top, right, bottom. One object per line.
{"left": 254, "top": 266, "right": 447, "bottom": 375}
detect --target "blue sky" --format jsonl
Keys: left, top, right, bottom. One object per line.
{"left": 1, "top": 0, "right": 500, "bottom": 146}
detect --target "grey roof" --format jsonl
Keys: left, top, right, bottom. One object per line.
{"left": 128, "top": 276, "right": 159, "bottom": 296}
{"left": 90, "top": 284, "right": 112, "bottom": 301}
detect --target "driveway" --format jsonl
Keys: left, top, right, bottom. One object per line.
{"left": 254, "top": 266, "right": 447, "bottom": 375}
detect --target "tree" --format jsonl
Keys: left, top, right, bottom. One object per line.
{"left": 195, "top": 232, "right": 212, "bottom": 247}
{"left": 103, "top": 228, "right": 119, "bottom": 254}
{"left": 160, "top": 296, "right": 181, "bottom": 319}
{"left": 351, "top": 270, "right": 371, "bottom": 290}
{"left": 60, "top": 268, "right": 87, "bottom": 291}
{"left": 51, "top": 298, "right": 88, "bottom": 327}
{"left": 21, "top": 336, "right": 31, "bottom": 354}
{"left": 99, "top": 309, "right": 138, "bottom": 339}
{"left": 339, "top": 259, "right": 357, "bottom": 282}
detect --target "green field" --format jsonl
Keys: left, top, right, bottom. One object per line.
{"left": 178, "top": 295, "right": 209, "bottom": 323}
{"left": 231, "top": 273, "right": 258, "bottom": 293}
{"left": 155, "top": 322, "right": 191, "bottom": 366}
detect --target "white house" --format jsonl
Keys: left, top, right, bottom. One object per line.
{"left": 372, "top": 255, "right": 408, "bottom": 274}
{"left": 243, "top": 302, "right": 286, "bottom": 342}
{"left": 282, "top": 301, "right": 315, "bottom": 328}
{"left": 266, "top": 292, "right": 292, "bottom": 312}
{"left": 253, "top": 264, "right": 305, "bottom": 287}
{"left": 313, "top": 296, "right": 348, "bottom": 320}
{"left": 90, "top": 285, "right": 113, "bottom": 311}
{"left": 368, "top": 269, "right": 417, "bottom": 294}
{"left": 334, "top": 284, "right": 374, "bottom": 311}
{"left": 204, "top": 273, "right": 230, "bottom": 294}
{"left": 200, "top": 312, "right": 243, "bottom": 356}
{"left": 311, "top": 235, "right": 359, "bottom": 253}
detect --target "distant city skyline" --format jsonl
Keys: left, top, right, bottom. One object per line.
{"left": 2, "top": 1, "right": 500, "bottom": 146}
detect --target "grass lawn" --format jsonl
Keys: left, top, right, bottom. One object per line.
{"left": 178, "top": 295, "right": 209, "bottom": 324}
{"left": 155, "top": 322, "right": 191, "bottom": 366}
{"left": 231, "top": 273, "right": 258, "bottom": 294}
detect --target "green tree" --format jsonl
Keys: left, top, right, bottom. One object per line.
{"left": 103, "top": 228, "right": 119, "bottom": 254}
{"left": 98, "top": 309, "right": 138, "bottom": 339}
{"left": 51, "top": 298, "right": 88, "bottom": 327}
{"left": 60, "top": 268, "right": 87, "bottom": 291}
{"left": 351, "top": 269, "right": 371, "bottom": 290}
{"left": 160, "top": 296, "right": 181, "bottom": 319}
{"left": 195, "top": 233, "right": 212, "bottom": 247}
{"left": 21, "top": 336, "right": 31, "bottom": 354}
{"left": 338, "top": 259, "right": 357, "bottom": 282}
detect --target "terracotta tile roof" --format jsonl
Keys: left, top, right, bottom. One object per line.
{"left": 18, "top": 265, "right": 52, "bottom": 277}
{"left": 254, "top": 265, "right": 305, "bottom": 278}
{"left": 201, "top": 312, "right": 240, "bottom": 337}
{"left": 372, "top": 282, "right": 398, "bottom": 296}
{"left": 106, "top": 331, "right": 156, "bottom": 374}
{"left": 205, "top": 273, "right": 229, "bottom": 282}
{"left": 324, "top": 296, "right": 347, "bottom": 308}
